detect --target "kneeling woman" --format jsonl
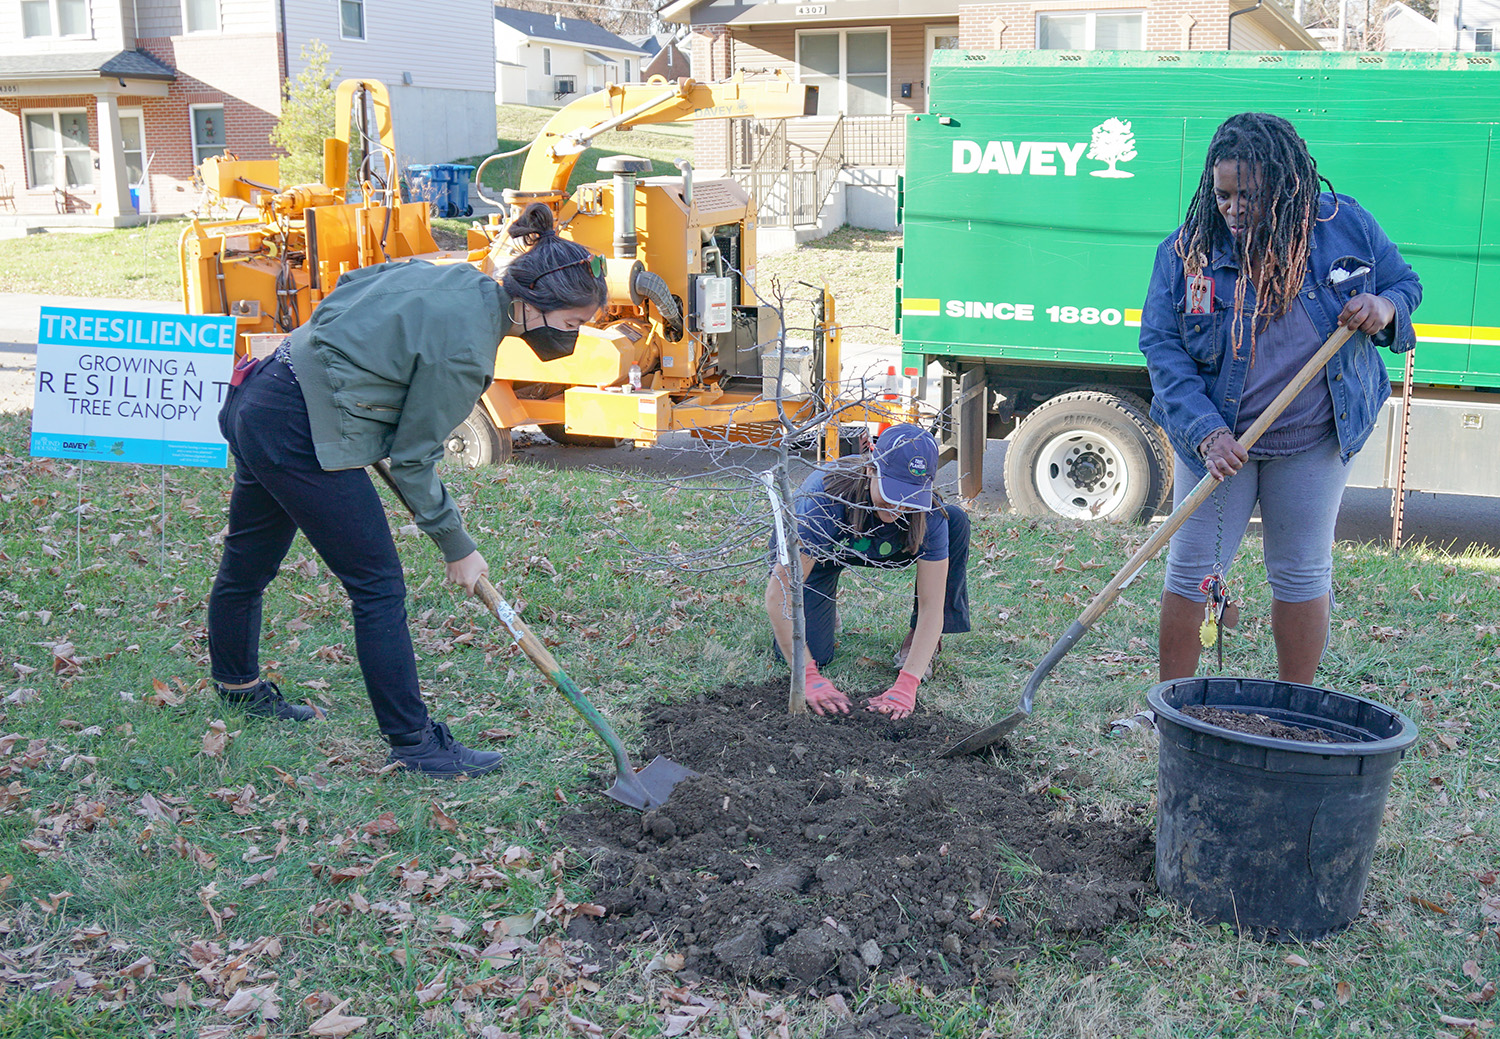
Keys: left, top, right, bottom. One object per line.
{"left": 764, "top": 424, "right": 971, "bottom": 719}
{"left": 207, "top": 204, "right": 606, "bottom": 776}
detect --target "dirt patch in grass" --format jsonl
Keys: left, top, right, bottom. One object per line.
{"left": 563, "top": 679, "right": 1153, "bottom": 997}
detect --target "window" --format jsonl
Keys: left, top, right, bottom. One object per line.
{"left": 21, "top": 0, "right": 89, "bottom": 38}
{"left": 183, "top": 0, "right": 218, "bottom": 33}
{"left": 25, "top": 110, "right": 93, "bottom": 189}
{"left": 1478, "top": 29, "right": 1495, "bottom": 51}
{"left": 191, "top": 105, "right": 225, "bottom": 167}
{"left": 796, "top": 29, "right": 889, "bottom": 117}
{"left": 1037, "top": 11, "right": 1143, "bottom": 50}
{"left": 340, "top": 0, "right": 365, "bottom": 40}
{"left": 624, "top": 59, "right": 631, "bottom": 82}
{"left": 543, "top": 47, "right": 552, "bottom": 75}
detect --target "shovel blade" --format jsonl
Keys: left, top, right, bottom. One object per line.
{"left": 604, "top": 755, "right": 700, "bottom": 811}
{"left": 938, "top": 708, "right": 1029, "bottom": 758}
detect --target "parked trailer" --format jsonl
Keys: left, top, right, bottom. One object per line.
{"left": 898, "top": 50, "right": 1500, "bottom": 521}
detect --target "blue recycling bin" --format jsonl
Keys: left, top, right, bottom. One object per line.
{"left": 403, "top": 164, "right": 441, "bottom": 210}
{"left": 402, "top": 164, "right": 474, "bottom": 218}
{"left": 444, "top": 164, "right": 475, "bottom": 218}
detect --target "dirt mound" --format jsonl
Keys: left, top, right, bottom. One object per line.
{"left": 563, "top": 680, "right": 1153, "bottom": 995}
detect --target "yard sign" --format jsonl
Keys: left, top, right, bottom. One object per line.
{"left": 30, "top": 307, "right": 236, "bottom": 467}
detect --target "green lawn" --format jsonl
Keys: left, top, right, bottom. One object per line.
{"left": 0, "top": 220, "right": 189, "bottom": 301}
{"left": 1, "top": 401, "right": 1498, "bottom": 1036}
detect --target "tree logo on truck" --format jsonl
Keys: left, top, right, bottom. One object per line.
{"left": 1088, "top": 118, "right": 1137, "bottom": 178}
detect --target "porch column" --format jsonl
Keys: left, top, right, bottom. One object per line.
{"left": 94, "top": 93, "right": 132, "bottom": 217}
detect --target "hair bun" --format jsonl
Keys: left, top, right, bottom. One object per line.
{"left": 507, "top": 201, "right": 558, "bottom": 243}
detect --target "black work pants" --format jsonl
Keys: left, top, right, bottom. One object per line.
{"left": 207, "top": 358, "right": 428, "bottom": 735}
{"left": 788, "top": 502, "right": 972, "bottom": 668}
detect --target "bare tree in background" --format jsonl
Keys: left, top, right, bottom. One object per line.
{"left": 599, "top": 274, "right": 931, "bottom": 715}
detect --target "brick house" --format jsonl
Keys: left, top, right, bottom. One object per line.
{"left": 631, "top": 32, "right": 693, "bottom": 81}
{"left": 1, "top": 0, "right": 496, "bottom": 224}
{"left": 664, "top": 0, "right": 1319, "bottom": 234}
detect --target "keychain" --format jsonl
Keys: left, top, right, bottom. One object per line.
{"left": 1198, "top": 491, "right": 1233, "bottom": 671}
{"left": 1198, "top": 573, "right": 1233, "bottom": 671}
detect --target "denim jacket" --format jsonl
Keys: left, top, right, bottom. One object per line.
{"left": 1139, "top": 193, "right": 1422, "bottom": 478}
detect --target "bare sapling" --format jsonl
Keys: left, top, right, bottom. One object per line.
{"left": 600, "top": 269, "right": 934, "bottom": 715}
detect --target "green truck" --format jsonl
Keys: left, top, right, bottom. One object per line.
{"left": 897, "top": 50, "right": 1500, "bottom": 521}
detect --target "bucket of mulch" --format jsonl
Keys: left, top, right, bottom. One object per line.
{"left": 1147, "top": 676, "right": 1418, "bottom": 941}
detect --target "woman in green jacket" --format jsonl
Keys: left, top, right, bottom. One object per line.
{"left": 207, "top": 204, "right": 605, "bottom": 776}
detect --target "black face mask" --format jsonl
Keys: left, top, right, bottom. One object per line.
{"left": 517, "top": 312, "right": 579, "bottom": 361}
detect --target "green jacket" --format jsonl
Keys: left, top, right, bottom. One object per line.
{"left": 288, "top": 260, "right": 510, "bottom": 562}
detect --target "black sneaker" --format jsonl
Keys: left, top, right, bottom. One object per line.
{"left": 385, "top": 721, "right": 503, "bottom": 778}
{"left": 216, "top": 680, "right": 319, "bottom": 722}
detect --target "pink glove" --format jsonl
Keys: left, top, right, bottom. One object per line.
{"left": 804, "top": 661, "right": 850, "bottom": 716}
{"left": 866, "top": 670, "right": 921, "bottom": 720}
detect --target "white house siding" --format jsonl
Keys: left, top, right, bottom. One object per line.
{"left": 131, "top": 0, "right": 274, "bottom": 39}
{"left": 284, "top": 0, "right": 495, "bottom": 164}
{"left": 1227, "top": 17, "right": 1283, "bottom": 49}
{"left": 1, "top": 0, "right": 127, "bottom": 52}
{"left": 497, "top": 63, "right": 527, "bottom": 103}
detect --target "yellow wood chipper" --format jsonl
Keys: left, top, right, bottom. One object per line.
{"left": 180, "top": 75, "right": 897, "bottom": 464}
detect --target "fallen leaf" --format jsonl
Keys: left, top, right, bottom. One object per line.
{"left": 1410, "top": 895, "right": 1449, "bottom": 914}
{"left": 361, "top": 812, "right": 399, "bottom": 837}
{"left": 415, "top": 971, "right": 448, "bottom": 1004}
{"left": 223, "top": 984, "right": 281, "bottom": 1020}
{"left": 1468, "top": 982, "right": 1497, "bottom": 1005}
{"left": 201, "top": 720, "right": 232, "bottom": 758}
{"left": 428, "top": 802, "right": 460, "bottom": 832}
{"left": 118, "top": 955, "right": 155, "bottom": 979}
{"left": 1284, "top": 954, "right": 1311, "bottom": 968}
{"left": 1336, "top": 980, "right": 1352, "bottom": 1005}
{"left": 1465, "top": 961, "right": 1486, "bottom": 985}
{"left": 308, "top": 999, "right": 368, "bottom": 1037}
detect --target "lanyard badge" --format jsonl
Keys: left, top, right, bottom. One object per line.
{"left": 1187, "top": 274, "right": 1214, "bottom": 316}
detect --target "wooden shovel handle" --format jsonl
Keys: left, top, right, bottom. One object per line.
{"left": 1076, "top": 323, "right": 1355, "bottom": 630}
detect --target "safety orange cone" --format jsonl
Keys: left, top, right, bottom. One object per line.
{"left": 876, "top": 364, "right": 898, "bottom": 436}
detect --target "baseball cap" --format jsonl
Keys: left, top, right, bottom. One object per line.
{"left": 871, "top": 423, "right": 939, "bottom": 511}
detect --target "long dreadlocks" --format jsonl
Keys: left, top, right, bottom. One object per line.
{"left": 1175, "top": 113, "right": 1334, "bottom": 362}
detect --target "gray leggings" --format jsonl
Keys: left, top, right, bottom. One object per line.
{"left": 1163, "top": 436, "right": 1351, "bottom": 605}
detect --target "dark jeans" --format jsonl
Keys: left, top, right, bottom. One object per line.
{"left": 782, "top": 502, "right": 972, "bottom": 668}
{"left": 207, "top": 358, "right": 428, "bottom": 735}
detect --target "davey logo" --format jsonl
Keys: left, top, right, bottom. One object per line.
{"left": 951, "top": 117, "right": 1138, "bottom": 178}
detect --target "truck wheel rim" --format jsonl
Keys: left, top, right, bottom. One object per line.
{"left": 445, "top": 422, "right": 485, "bottom": 467}
{"left": 1034, "top": 429, "right": 1130, "bottom": 519}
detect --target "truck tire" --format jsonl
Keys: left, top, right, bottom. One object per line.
{"left": 539, "top": 424, "right": 626, "bottom": 448}
{"left": 1005, "top": 391, "right": 1170, "bottom": 522}
{"left": 444, "top": 405, "right": 512, "bottom": 468}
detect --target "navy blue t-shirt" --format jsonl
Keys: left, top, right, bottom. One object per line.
{"left": 772, "top": 471, "right": 948, "bottom": 567}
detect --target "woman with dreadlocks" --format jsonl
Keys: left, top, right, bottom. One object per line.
{"left": 1139, "top": 112, "right": 1421, "bottom": 684}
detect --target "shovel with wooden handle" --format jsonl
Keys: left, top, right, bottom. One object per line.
{"left": 940, "top": 324, "right": 1355, "bottom": 758}
{"left": 371, "top": 460, "right": 697, "bottom": 809}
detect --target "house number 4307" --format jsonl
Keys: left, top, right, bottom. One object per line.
{"left": 796, "top": 5, "right": 827, "bottom": 14}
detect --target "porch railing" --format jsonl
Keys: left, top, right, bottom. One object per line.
{"left": 730, "top": 113, "right": 905, "bottom": 228}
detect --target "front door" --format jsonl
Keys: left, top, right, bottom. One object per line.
{"left": 924, "top": 26, "right": 960, "bottom": 114}
{"left": 119, "top": 108, "right": 148, "bottom": 212}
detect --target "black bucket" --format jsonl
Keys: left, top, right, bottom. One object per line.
{"left": 1148, "top": 676, "right": 1418, "bottom": 940}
